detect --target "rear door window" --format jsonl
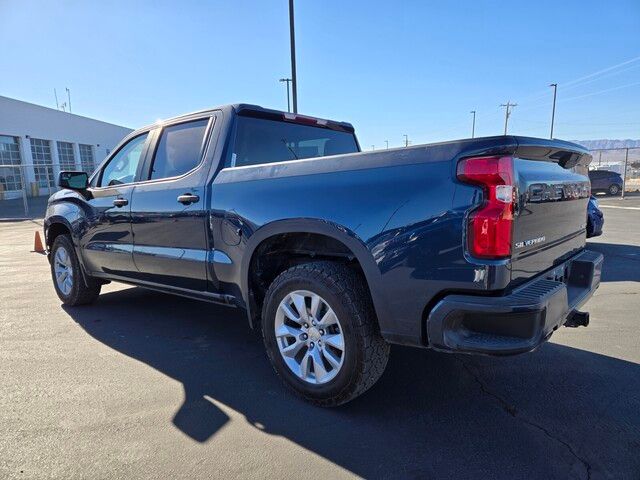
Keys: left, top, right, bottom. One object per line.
{"left": 149, "top": 119, "right": 209, "bottom": 180}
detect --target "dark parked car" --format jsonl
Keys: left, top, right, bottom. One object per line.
{"left": 44, "top": 104, "right": 603, "bottom": 405}
{"left": 587, "top": 195, "right": 604, "bottom": 238}
{"left": 589, "top": 169, "right": 623, "bottom": 195}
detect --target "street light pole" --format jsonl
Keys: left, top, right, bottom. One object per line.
{"left": 470, "top": 110, "right": 476, "bottom": 138}
{"left": 288, "top": 0, "right": 298, "bottom": 113}
{"left": 549, "top": 83, "right": 558, "bottom": 139}
{"left": 385, "top": 140, "right": 389, "bottom": 149}
{"left": 403, "top": 134, "right": 409, "bottom": 147}
{"left": 279, "top": 78, "right": 292, "bottom": 112}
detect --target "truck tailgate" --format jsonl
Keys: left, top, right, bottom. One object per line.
{"left": 510, "top": 153, "right": 591, "bottom": 286}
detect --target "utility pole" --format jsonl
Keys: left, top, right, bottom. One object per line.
{"left": 371, "top": 145, "right": 375, "bottom": 151}
{"left": 66, "top": 87, "right": 72, "bottom": 113}
{"left": 470, "top": 110, "right": 476, "bottom": 138}
{"left": 279, "top": 78, "right": 292, "bottom": 112}
{"left": 403, "top": 134, "right": 409, "bottom": 147}
{"left": 549, "top": 83, "right": 557, "bottom": 139}
{"left": 622, "top": 148, "right": 629, "bottom": 199}
{"left": 385, "top": 140, "right": 389, "bottom": 149}
{"left": 500, "top": 101, "right": 517, "bottom": 135}
{"left": 288, "top": 0, "right": 298, "bottom": 113}
{"left": 54, "top": 88, "right": 60, "bottom": 110}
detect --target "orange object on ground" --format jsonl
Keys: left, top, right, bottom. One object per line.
{"left": 33, "top": 231, "right": 45, "bottom": 253}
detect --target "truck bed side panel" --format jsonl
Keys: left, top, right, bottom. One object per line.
{"left": 211, "top": 138, "right": 518, "bottom": 346}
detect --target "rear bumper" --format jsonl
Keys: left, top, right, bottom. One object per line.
{"left": 426, "top": 249, "right": 603, "bottom": 355}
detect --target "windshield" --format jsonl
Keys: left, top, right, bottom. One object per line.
{"left": 230, "top": 116, "right": 359, "bottom": 168}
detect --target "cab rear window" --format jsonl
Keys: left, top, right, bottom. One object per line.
{"left": 230, "top": 116, "right": 359, "bottom": 168}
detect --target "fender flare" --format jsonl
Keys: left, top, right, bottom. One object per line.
{"left": 44, "top": 206, "right": 92, "bottom": 287}
{"left": 240, "top": 218, "right": 389, "bottom": 328}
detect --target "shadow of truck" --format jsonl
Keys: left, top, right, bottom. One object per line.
{"left": 63, "top": 284, "right": 640, "bottom": 479}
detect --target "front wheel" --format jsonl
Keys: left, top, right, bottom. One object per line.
{"left": 261, "top": 261, "right": 390, "bottom": 406}
{"left": 608, "top": 184, "right": 621, "bottom": 196}
{"left": 50, "top": 234, "right": 101, "bottom": 306}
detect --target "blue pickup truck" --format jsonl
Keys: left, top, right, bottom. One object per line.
{"left": 44, "top": 104, "right": 603, "bottom": 405}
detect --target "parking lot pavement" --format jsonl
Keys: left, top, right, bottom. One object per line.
{"left": 1, "top": 215, "right": 638, "bottom": 480}
{"left": 597, "top": 193, "right": 640, "bottom": 210}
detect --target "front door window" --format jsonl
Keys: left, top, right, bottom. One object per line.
{"left": 99, "top": 133, "right": 149, "bottom": 187}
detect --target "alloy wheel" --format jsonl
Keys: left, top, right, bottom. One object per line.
{"left": 54, "top": 246, "right": 74, "bottom": 296}
{"left": 274, "top": 290, "right": 345, "bottom": 384}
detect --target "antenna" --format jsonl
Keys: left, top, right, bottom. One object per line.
{"left": 65, "top": 88, "right": 72, "bottom": 113}
{"left": 54, "top": 88, "right": 60, "bottom": 110}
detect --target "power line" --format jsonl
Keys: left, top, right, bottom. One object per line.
{"left": 561, "top": 55, "right": 640, "bottom": 89}
{"left": 556, "top": 62, "right": 640, "bottom": 95}
{"left": 560, "top": 81, "right": 640, "bottom": 102}
{"left": 498, "top": 56, "right": 640, "bottom": 116}
{"left": 514, "top": 78, "right": 640, "bottom": 117}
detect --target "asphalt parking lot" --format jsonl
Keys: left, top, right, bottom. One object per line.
{"left": 1, "top": 197, "right": 639, "bottom": 479}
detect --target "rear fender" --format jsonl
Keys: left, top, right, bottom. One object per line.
{"left": 241, "top": 219, "right": 389, "bottom": 331}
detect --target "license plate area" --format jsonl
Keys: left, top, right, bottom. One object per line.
{"left": 545, "top": 264, "right": 568, "bottom": 284}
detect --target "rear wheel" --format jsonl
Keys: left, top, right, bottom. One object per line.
{"left": 261, "top": 261, "right": 389, "bottom": 406}
{"left": 608, "top": 184, "right": 621, "bottom": 196}
{"left": 50, "top": 234, "right": 101, "bottom": 306}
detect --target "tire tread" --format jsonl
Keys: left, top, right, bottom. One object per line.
{"left": 262, "top": 261, "right": 389, "bottom": 406}
{"left": 51, "top": 234, "right": 101, "bottom": 306}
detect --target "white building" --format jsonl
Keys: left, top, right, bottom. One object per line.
{"left": 0, "top": 95, "right": 132, "bottom": 200}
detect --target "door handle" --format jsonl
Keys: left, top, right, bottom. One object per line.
{"left": 113, "top": 198, "right": 128, "bottom": 207}
{"left": 177, "top": 193, "right": 200, "bottom": 205}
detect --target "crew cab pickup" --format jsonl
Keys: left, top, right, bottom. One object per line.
{"left": 44, "top": 104, "right": 603, "bottom": 405}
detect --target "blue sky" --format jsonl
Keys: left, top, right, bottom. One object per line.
{"left": 1, "top": 0, "right": 639, "bottom": 148}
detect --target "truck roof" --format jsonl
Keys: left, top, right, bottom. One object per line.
{"left": 145, "top": 103, "right": 356, "bottom": 133}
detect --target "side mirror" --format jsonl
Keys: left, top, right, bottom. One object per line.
{"left": 58, "top": 171, "right": 89, "bottom": 190}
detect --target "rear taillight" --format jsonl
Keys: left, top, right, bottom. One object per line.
{"left": 457, "top": 156, "right": 515, "bottom": 259}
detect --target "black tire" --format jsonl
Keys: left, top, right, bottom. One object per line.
{"left": 608, "top": 184, "right": 621, "bottom": 196}
{"left": 261, "top": 261, "right": 390, "bottom": 406}
{"left": 50, "top": 234, "right": 101, "bottom": 306}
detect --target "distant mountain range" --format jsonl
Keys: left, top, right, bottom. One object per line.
{"left": 570, "top": 139, "right": 640, "bottom": 150}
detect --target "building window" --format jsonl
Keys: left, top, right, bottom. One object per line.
{"left": 79, "top": 144, "right": 95, "bottom": 173}
{"left": 30, "top": 138, "right": 55, "bottom": 188}
{"left": 0, "top": 135, "right": 24, "bottom": 192}
{"left": 57, "top": 141, "right": 76, "bottom": 171}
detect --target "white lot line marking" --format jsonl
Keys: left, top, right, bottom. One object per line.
{"left": 599, "top": 205, "right": 640, "bottom": 211}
